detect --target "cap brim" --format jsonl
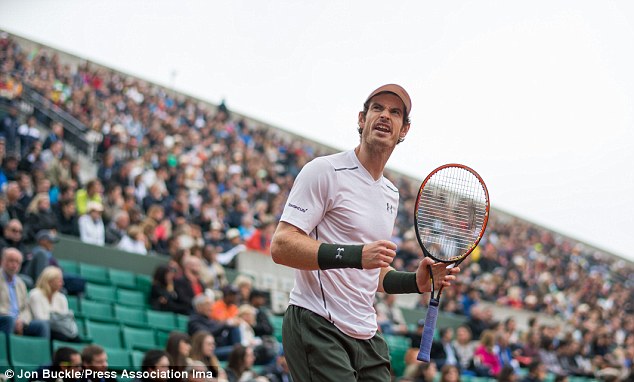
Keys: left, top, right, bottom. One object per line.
{"left": 365, "top": 84, "right": 411, "bottom": 115}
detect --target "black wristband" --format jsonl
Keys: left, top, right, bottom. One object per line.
{"left": 383, "top": 270, "right": 421, "bottom": 294}
{"left": 317, "top": 243, "right": 363, "bottom": 270}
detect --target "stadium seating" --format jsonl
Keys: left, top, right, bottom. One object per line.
{"left": 122, "top": 326, "right": 157, "bottom": 351}
{"left": 79, "top": 263, "right": 110, "bottom": 284}
{"left": 108, "top": 269, "right": 137, "bottom": 289}
{"left": 85, "top": 320, "right": 124, "bottom": 349}
{"left": 8, "top": 335, "right": 51, "bottom": 381}
{"left": 114, "top": 305, "right": 147, "bottom": 327}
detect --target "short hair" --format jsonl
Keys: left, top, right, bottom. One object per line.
{"left": 82, "top": 345, "right": 105, "bottom": 365}
{"left": 52, "top": 346, "right": 81, "bottom": 367}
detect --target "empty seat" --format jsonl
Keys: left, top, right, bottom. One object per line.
{"left": 109, "top": 269, "right": 137, "bottom": 289}
{"left": 122, "top": 325, "right": 157, "bottom": 351}
{"left": 78, "top": 299, "right": 115, "bottom": 322}
{"left": 86, "top": 320, "right": 123, "bottom": 349}
{"left": 116, "top": 288, "right": 146, "bottom": 307}
{"left": 114, "top": 305, "right": 147, "bottom": 327}
{"left": 146, "top": 310, "right": 177, "bottom": 331}
{"left": 79, "top": 263, "right": 110, "bottom": 284}
{"left": 9, "top": 334, "right": 52, "bottom": 369}
{"left": 85, "top": 283, "right": 117, "bottom": 303}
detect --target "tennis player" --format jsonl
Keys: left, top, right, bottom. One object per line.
{"left": 271, "top": 84, "right": 461, "bottom": 381}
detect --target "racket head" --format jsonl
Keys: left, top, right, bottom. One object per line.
{"left": 414, "top": 164, "right": 490, "bottom": 263}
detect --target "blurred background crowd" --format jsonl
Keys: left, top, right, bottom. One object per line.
{"left": 1, "top": 32, "right": 633, "bottom": 382}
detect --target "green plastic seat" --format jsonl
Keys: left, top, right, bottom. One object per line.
{"left": 114, "top": 305, "right": 147, "bottom": 327}
{"left": 175, "top": 314, "right": 189, "bottom": 332}
{"left": 79, "top": 299, "right": 115, "bottom": 322}
{"left": 109, "top": 269, "right": 137, "bottom": 289}
{"left": 52, "top": 339, "right": 86, "bottom": 353}
{"left": 85, "top": 283, "right": 117, "bottom": 303}
{"left": 58, "top": 259, "right": 80, "bottom": 275}
{"left": 131, "top": 350, "right": 146, "bottom": 370}
{"left": 270, "top": 314, "right": 284, "bottom": 343}
{"left": 116, "top": 288, "right": 147, "bottom": 307}
{"left": 103, "top": 347, "right": 132, "bottom": 370}
{"left": 0, "top": 332, "right": 9, "bottom": 373}
{"left": 146, "top": 310, "right": 177, "bottom": 331}
{"left": 122, "top": 325, "right": 157, "bottom": 351}
{"left": 9, "top": 335, "right": 52, "bottom": 378}
{"left": 79, "top": 263, "right": 110, "bottom": 284}
{"left": 86, "top": 320, "right": 123, "bottom": 349}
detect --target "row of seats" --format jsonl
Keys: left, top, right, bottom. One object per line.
{"left": 59, "top": 259, "right": 153, "bottom": 291}
{"left": 0, "top": 331, "right": 149, "bottom": 382}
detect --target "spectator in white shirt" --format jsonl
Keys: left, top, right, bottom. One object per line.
{"left": 78, "top": 201, "right": 105, "bottom": 246}
{"left": 28, "top": 265, "right": 78, "bottom": 341}
{"left": 116, "top": 225, "right": 148, "bottom": 255}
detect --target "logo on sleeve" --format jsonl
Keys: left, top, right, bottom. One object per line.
{"left": 288, "top": 203, "right": 308, "bottom": 213}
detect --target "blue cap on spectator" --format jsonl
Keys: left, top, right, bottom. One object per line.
{"left": 36, "top": 230, "right": 59, "bottom": 243}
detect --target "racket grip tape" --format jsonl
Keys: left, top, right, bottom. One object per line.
{"left": 417, "top": 298, "right": 440, "bottom": 362}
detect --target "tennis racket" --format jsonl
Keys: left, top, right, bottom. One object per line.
{"left": 415, "top": 164, "right": 490, "bottom": 362}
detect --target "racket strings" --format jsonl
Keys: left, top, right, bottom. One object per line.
{"left": 416, "top": 167, "right": 488, "bottom": 261}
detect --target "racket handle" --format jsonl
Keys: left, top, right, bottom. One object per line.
{"left": 417, "top": 298, "right": 440, "bottom": 362}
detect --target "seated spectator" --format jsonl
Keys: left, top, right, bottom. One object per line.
{"left": 225, "top": 344, "right": 261, "bottom": 382}
{"left": 0, "top": 196, "right": 9, "bottom": 228}
{"left": 474, "top": 330, "right": 502, "bottom": 377}
{"left": 20, "top": 229, "right": 60, "bottom": 286}
{"left": 75, "top": 179, "right": 103, "bottom": 216}
{"left": 190, "top": 330, "right": 225, "bottom": 373}
{"left": 249, "top": 289, "right": 274, "bottom": 338}
{"left": 139, "top": 349, "right": 171, "bottom": 382}
{"left": 105, "top": 209, "right": 129, "bottom": 245}
{"left": 78, "top": 201, "right": 105, "bottom": 246}
{"left": 452, "top": 324, "right": 478, "bottom": 374}
{"left": 5, "top": 182, "right": 26, "bottom": 222}
{"left": 32, "top": 346, "right": 83, "bottom": 382}
{"left": 200, "top": 244, "right": 227, "bottom": 291}
{"left": 521, "top": 360, "right": 547, "bottom": 382}
{"left": 0, "top": 248, "right": 49, "bottom": 337}
{"left": 244, "top": 217, "right": 275, "bottom": 254}
{"left": 497, "top": 365, "right": 519, "bottom": 382}
{"left": 24, "top": 192, "right": 58, "bottom": 241}
{"left": 233, "top": 274, "right": 253, "bottom": 306}
{"left": 150, "top": 264, "right": 189, "bottom": 315}
{"left": 262, "top": 350, "right": 293, "bottom": 382}
{"left": 0, "top": 218, "right": 28, "bottom": 255}
{"left": 440, "top": 364, "right": 461, "bottom": 382}
{"left": 430, "top": 327, "right": 459, "bottom": 370}
{"left": 165, "top": 331, "right": 192, "bottom": 373}
{"left": 188, "top": 294, "right": 240, "bottom": 360}
{"left": 375, "top": 293, "right": 408, "bottom": 335}
{"left": 55, "top": 199, "right": 80, "bottom": 237}
{"left": 82, "top": 345, "right": 116, "bottom": 382}
{"left": 174, "top": 256, "right": 206, "bottom": 314}
{"left": 116, "top": 225, "right": 148, "bottom": 255}
{"left": 211, "top": 285, "right": 240, "bottom": 322}
{"left": 28, "top": 266, "right": 79, "bottom": 342}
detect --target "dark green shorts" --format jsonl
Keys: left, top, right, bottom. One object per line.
{"left": 282, "top": 304, "right": 392, "bottom": 382}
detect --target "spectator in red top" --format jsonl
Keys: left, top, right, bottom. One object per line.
{"left": 245, "top": 217, "right": 275, "bottom": 254}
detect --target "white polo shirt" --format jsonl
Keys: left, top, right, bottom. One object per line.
{"left": 280, "top": 150, "right": 400, "bottom": 339}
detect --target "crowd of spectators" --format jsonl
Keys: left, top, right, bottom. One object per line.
{"left": 1, "top": 32, "right": 633, "bottom": 381}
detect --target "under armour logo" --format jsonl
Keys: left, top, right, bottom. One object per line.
{"left": 387, "top": 203, "right": 394, "bottom": 214}
{"left": 336, "top": 247, "right": 344, "bottom": 259}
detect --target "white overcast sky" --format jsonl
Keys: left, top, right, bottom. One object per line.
{"left": 1, "top": 0, "right": 633, "bottom": 262}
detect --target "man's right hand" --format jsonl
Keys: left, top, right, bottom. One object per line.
{"left": 361, "top": 240, "right": 397, "bottom": 269}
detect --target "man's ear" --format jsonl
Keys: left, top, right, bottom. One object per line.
{"left": 358, "top": 111, "right": 365, "bottom": 127}
{"left": 400, "top": 123, "right": 411, "bottom": 139}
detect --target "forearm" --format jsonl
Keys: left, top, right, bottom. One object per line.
{"left": 271, "top": 221, "right": 321, "bottom": 270}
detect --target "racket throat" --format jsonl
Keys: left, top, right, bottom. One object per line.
{"left": 429, "top": 297, "right": 440, "bottom": 307}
